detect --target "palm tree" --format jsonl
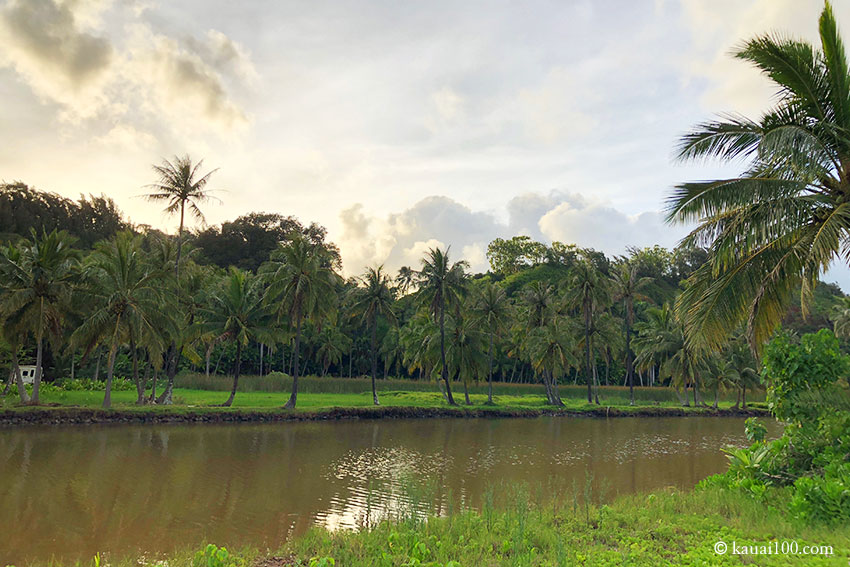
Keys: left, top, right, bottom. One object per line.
{"left": 262, "top": 235, "right": 338, "bottom": 409}
{"left": 417, "top": 248, "right": 468, "bottom": 406}
{"left": 196, "top": 268, "right": 273, "bottom": 406}
{"left": 350, "top": 266, "right": 396, "bottom": 405}
{"left": 567, "top": 258, "right": 611, "bottom": 404}
{"left": 667, "top": 3, "right": 850, "bottom": 353}
{"left": 472, "top": 282, "right": 511, "bottom": 404}
{"left": 396, "top": 266, "right": 416, "bottom": 296}
{"left": 516, "top": 282, "right": 561, "bottom": 405}
{"left": 831, "top": 296, "right": 850, "bottom": 338}
{"left": 143, "top": 155, "right": 219, "bottom": 276}
{"left": 315, "top": 325, "right": 350, "bottom": 377}
{"left": 611, "top": 262, "right": 653, "bottom": 405}
{"left": 527, "top": 320, "right": 575, "bottom": 407}
{"left": 723, "top": 333, "right": 761, "bottom": 409}
{"left": 0, "top": 230, "right": 78, "bottom": 404}
{"left": 71, "top": 232, "right": 170, "bottom": 409}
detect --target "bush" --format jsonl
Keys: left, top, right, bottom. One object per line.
{"left": 789, "top": 462, "right": 850, "bottom": 525}
{"left": 57, "top": 377, "right": 135, "bottom": 391}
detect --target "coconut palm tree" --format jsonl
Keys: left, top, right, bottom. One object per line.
{"left": 567, "top": 258, "right": 611, "bottom": 404}
{"left": 143, "top": 155, "right": 219, "bottom": 276}
{"left": 667, "top": 3, "right": 850, "bottom": 353}
{"left": 315, "top": 325, "right": 350, "bottom": 377}
{"left": 262, "top": 235, "right": 338, "bottom": 409}
{"left": 349, "top": 266, "right": 396, "bottom": 405}
{"left": 723, "top": 333, "right": 761, "bottom": 409}
{"left": 195, "top": 268, "right": 273, "bottom": 406}
{"left": 0, "top": 230, "right": 78, "bottom": 404}
{"left": 417, "top": 248, "right": 468, "bottom": 406}
{"left": 831, "top": 296, "right": 850, "bottom": 338}
{"left": 611, "top": 262, "right": 653, "bottom": 404}
{"left": 71, "top": 232, "right": 170, "bottom": 408}
{"left": 516, "top": 282, "right": 562, "bottom": 404}
{"left": 472, "top": 282, "right": 511, "bottom": 404}
{"left": 527, "top": 320, "right": 576, "bottom": 407}
{"left": 396, "top": 266, "right": 416, "bottom": 296}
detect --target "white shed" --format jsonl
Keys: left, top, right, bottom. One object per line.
{"left": 10, "top": 365, "right": 37, "bottom": 385}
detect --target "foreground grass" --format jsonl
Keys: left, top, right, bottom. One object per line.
{"left": 78, "top": 485, "right": 848, "bottom": 567}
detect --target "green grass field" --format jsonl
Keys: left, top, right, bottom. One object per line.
{"left": 1, "top": 372, "right": 766, "bottom": 416}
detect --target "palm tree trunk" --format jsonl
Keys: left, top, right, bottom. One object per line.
{"left": 626, "top": 302, "right": 634, "bottom": 405}
{"left": 370, "top": 316, "right": 379, "bottom": 406}
{"left": 32, "top": 333, "right": 44, "bottom": 404}
{"left": 205, "top": 344, "right": 212, "bottom": 378}
{"left": 223, "top": 342, "right": 241, "bottom": 407}
{"left": 439, "top": 299, "right": 456, "bottom": 405}
{"left": 131, "top": 336, "right": 144, "bottom": 405}
{"left": 463, "top": 378, "right": 471, "bottom": 405}
{"left": 733, "top": 387, "right": 741, "bottom": 409}
{"left": 175, "top": 201, "right": 185, "bottom": 275}
{"left": 284, "top": 316, "right": 302, "bottom": 409}
{"left": 486, "top": 332, "right": 494, "bottom": 405}
{"left": 584, "top": 300, "right": 592, "bottom": 403}
{"left": 103, "top": 317, "right": 121, "bottom": 409}
{"left": 94, "top": 348, "right": 101, "bottom": 380}
{"left": 551, "top": 369, "right": 564, "bottom": 406}
{"left": 11, "top": 349, "right": 31, "bottom": 404}
{"left": 742, "top": 384, "right": 747, "bottom": 409}
{"left": 149, "top": 368, "right": 158, "bottom": 402}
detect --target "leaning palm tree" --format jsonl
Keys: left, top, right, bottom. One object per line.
{"left": 566, "top": 258, "right": 610, "bottom": 404}
{"left": 0, "top": 230, "right": 78, "bottom": 404}
{"left": 143, "top": 155, "right": 219, "bottom": 276}
{"left": 349, "top": 266, "right": 396, "bottom": 405}
{"left": 611, "top": 262, "right": 653, "bottom": 405}
{"left": 262, "top": 236, "right": 338, "bottom": 409}
{"left": 668, "top": 3, "right": 850, "bottom": 353}
{"left": 417, "top": 248, "right": 468, "bottom": 406}
{"left": 472, "top": 282, "right": 511, "bottom": 404}
{"left": 71, "top": 232, "right": 171, "bottom": 409}
{"left": 195, "top": 268, "right": 274, "bottom": 406}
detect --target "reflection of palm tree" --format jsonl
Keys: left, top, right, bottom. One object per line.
{"left": 668, "top": 4, "right": 850, "bottom": 351}
{"left": 417, "top": 248, "right": 468, "bottom": 406}
{"left": 262, "top": 236, "right": 338, "bottom": 409}
{"left": 0, "top": 230, "right": 78, "bottom": 404}
{"left": 350, "top": 266, "right": 396, "bottom": 405}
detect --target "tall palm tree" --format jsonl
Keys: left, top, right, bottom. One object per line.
{"left": 516, "top": 282, "right": 561, "bottom": 405}
{"left": 350, "top": 266, "right": 396, "bottom": 405}
{"left": 0, "top": 242, "right": 30, "bottom": 403}
{"left": 0, "top": 230, "right": 78, "bottom": 404}
{"left": 472, "top": 282, "right": 511, "bottom": 404}
{"left": 196, "top": 268, "right": 273, "bottom": 407}
{"left": 71, "top": 232, "right": 170, "bottom": 409}
{"left": 417, "top": 248, "right": 468, "bottom": 406}
{"left": 262, "top": 236, "right": 338, "bottom": 409}
{"left": 723, "top": 333, "right": 761, "bottom": 409}
{"left": 315, "top": 325, "right": 350, "bottom": 377}
{"left": 611, "top": 262, "right": 653, "bottom": 405}
{"left": 567, "top": 258, "right": 611, "bottom": 404}
{"left": 667, "top": 3, "right": 850, "bottom": 353}
{"left": 143, "top": 155, "right": 219, "bottom": 276}
{"left": 527, "top": 320, "right": 575, "bottom": 407}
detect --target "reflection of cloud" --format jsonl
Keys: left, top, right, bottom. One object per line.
{"left": 337, "top": 191, "right": 681, "bottom": 275}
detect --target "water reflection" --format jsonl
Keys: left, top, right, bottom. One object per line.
{"left": 0, "top": 417, "right": 773, "bottom": 565}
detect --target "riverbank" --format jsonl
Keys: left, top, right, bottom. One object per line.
{"left": 0, "top": 388, "right": 768, "bottom": 426}
{"left": 97, "top": 484, "right": 850, "bottom": 567}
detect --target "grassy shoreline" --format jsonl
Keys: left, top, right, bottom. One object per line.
{"left": 0, "top": 383, "right": 768, "bottom": 426}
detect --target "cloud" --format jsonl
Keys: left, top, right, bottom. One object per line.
{"left": 336, "top": 191, "right": 681, "bottom": 276}
{"left": 0, "top": 0, "right": 114, "bottom": 119}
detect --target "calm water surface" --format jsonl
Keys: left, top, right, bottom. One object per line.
{"left": 0, "top": 417, "right": 769, "bottom": 564}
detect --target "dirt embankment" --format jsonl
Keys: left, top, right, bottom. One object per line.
{"left": 0, "top": 404, "right": 770, "bottom": 427}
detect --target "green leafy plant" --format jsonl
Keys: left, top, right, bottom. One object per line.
{"left": 193, "top": 544, "right": 244, "bottom": 567}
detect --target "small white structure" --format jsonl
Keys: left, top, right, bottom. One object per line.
{"left": 10, "top": 365, "right": 37, "bottom": 385}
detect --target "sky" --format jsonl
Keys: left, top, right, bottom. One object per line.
{"left": 2, "top": 0, "right": 850, "bottom": 287}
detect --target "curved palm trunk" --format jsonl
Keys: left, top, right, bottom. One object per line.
{"left": 439, "top": 299, "right": 456, "bottom": 406}
{"left": 131, "top": 337, "right": 145, "bottom": 405}
{"left": 148, "top": 368, "right": 158, "bottom": 402}
{"left": 583, "top": 299, "right": 592, "bottom": 404}
{"left": 284, "top": 317, "right": 302, "bottom": 409}
{"left": 370, "top": 316, "right": 380, "bottom": 406}
{"left": 625, "top": 300, "right": 635, "bottom": 406}
{"left": 550, "top": 369, "right": 564, "bottom": 407}
{"left": 463, "top": 378, "right": 471, "bottom": 405}
{"left": 103, "top": 320, "right": 121, "bottom": 409}
{"left": 11, "top": 350, "right": 31, "bottom": 404}
{"left": 486, "top": 332, "right": 494, "bottom": 405}
{"left": 742, "top": 384, "right": 747, "bottom": 409}
{"left": 223, "top": 342, "right": 242, "bottom": 407}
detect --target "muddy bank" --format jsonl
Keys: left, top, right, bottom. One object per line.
{"left": 0, "top": 404, "right": 769, "bottom": 426}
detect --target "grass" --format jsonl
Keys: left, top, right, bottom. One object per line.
{"left": 0, "top": 383, "right": 766, "bottom": 418}
{"left": 50, "top": 483, "right": 849, "bottom": 567}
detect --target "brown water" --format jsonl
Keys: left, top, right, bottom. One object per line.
{"left": 0, "top": 417, "right": 767, "bottom": 565}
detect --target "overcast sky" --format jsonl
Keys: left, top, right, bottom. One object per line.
{"left": 2, "top": 0, "right": 849, "bottom": 287}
